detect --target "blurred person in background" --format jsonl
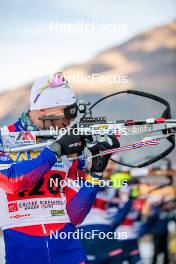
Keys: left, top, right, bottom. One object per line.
{"left": 0, "top": 72, "right": 119, "bottom": 264}
{"left": 138, "top": 162, "right": 176, "bottom": 263}
{"left": 139, "top": 194, "right": 176, "bottom": 264}
{"left": 112, "top": 177, "right": 144, "bottom": 264}
{"left": 77, "top": 164, "right": 137, "bottom": 264}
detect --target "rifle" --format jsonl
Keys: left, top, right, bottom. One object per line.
{"left": 1, "top": 90, "right": 176, "bottom": 168}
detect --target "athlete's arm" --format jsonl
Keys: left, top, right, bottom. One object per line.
{"left": 0, "top": 131, "right": 87, "bottom": 194}
{"left": 65, "top": 136, "right": 119, "bottom": 226}
{"left": 65, "top": 171, "right": 100, "bottom": 225}
{"left": 138, "top": 205, "right": 158, "bottom": 237}
{"left": 110, "top": 199, "right": 132, "bottom": 229}
{"left": 0, "top": 145, "right": 57, "bottom": 194}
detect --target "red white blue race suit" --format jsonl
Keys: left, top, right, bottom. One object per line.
{"left": 0, "top": 119, "right": 99, "bottom": 264}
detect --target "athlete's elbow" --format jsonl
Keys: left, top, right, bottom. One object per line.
{"left": 68, "top": 206, "right": 89, "bottom": 226}
{"left": 69, "top": 214, "right": 87, "bottom": 226}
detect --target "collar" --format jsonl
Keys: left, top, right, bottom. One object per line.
{"left": 19, "top": 110, "right": 40, "bottom": 131}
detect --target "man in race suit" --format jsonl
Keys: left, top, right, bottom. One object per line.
{"left": 0, "top": 73, "right": 119, "bottom": 264}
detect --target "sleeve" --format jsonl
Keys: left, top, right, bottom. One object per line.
{"left": 110, "top": 199, "right": 132, "bottom": 229}
{"left": 66, "top": 182, "right": 99, "bottom": 226}
{"left": 65, "top": 168, "right": 100, "bottom": 226}
{"left": 0, "top": 144, "right": 57, "bottom": 194}
{"left": 138, "top": 206, "right": 158, "bottom": 237}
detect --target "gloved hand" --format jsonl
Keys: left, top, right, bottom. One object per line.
{"left": 49, "top": 132, "right": 86, "bottom": 157}
{"left": 89, "top": 135, "right": 120, "bottom": 173}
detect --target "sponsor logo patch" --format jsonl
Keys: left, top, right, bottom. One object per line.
{"left": 8, "top": 202, "right": 19, "bottom": 212}
{"left": 10, "top": 213, "right": 30, "bottom": 219}
{"left": 50, "top": 209, "right": 65, "bottom": 216}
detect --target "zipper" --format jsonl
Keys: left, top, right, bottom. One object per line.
{"left": 42, "top": 224, "right": 52, "bottom": 264}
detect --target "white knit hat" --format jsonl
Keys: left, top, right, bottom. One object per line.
{"left": 30, "top": 72, "right": 77, "bottom": 110}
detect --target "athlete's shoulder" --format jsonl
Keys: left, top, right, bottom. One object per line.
{"left": 0, "top": 124, "right": 14, "bottom": 166}
{"left": 0, "top": 120, "right": 24, "bottom": 138}
{"left": 0, "top": 120, "right": 22, "bottom": 153}
{"left": 0, "top": 120, "right": 22, "bottom": 132}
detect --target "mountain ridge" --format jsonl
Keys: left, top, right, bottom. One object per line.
{"left": 0, "top": 21, "right": 176, "bottom": 125}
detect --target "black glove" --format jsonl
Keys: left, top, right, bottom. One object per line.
{"left": 49, "top": 132, "right": 86, "bottom": 156}
{"left": 89, "top": 135, "right": 120, "bottom": 173}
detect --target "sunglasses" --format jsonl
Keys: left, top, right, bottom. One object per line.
{"left": 38, "top": 103, "right": 78, "bottom": 121}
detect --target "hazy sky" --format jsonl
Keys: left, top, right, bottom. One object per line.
{"left": 0, "top": 0, "right": 175, "bottom": 92}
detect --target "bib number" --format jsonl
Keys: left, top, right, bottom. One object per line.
{"left": 7, "top": 170, "right": 66, "bottom": 201}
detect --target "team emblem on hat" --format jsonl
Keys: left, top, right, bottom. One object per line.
{"left": 48, "top": 72, "right": 66, "bottom": 88}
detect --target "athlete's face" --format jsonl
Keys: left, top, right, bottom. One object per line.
{"left": 39, "top": 106, "right": 72, "bottom": 129}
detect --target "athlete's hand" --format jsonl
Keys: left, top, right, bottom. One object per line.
{"left": 89, "top": 135, "right": 120, "bottom": 173}
{"left": 49, "top": 133, "right": 86, "bottom": 156}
